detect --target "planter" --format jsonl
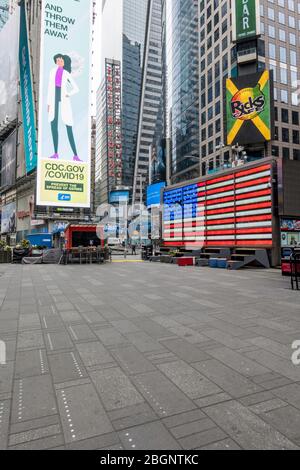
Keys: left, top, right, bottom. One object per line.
{"left": 0, "top": 251, "right": 12, "bottom": 263}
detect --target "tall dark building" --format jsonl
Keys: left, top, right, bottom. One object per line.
{"left": 96, "top": 0, "right": 162, "bottom": 205}
{"left": 165, "top": 0, "right": 200, "bottom": 184}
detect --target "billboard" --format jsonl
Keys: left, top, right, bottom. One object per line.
{"left": 1, "top": 130, "right": 17, "bottom": 188}
{"left": 226, "top": 71, "right": 273, "bottom": 146}
{"left": 163, "top": 162, "right": 273, "bottom": 248}
{"left": 147, "top": 182, "right": 166, "bottom": 208}
{"left": 36, "top": 0, "right": 92, "bottom": 208}
{"left": 105, "top": 60, "right": 122, "bottom": 191}
{"left": 19, "top": 1, "right": 38, "bottom": 174}
{"left": 150, "top": 139, "right": 166, "bottom": 184}
{"left": 278, "top": 159, "right": 300, "bottom": 218}
{"left": 1, "top": 202, "right": 16, "bottom": 234}
{"left": 0, "top": 7, "right": 19, "bottom": 125}
{"left": 232, "top": 0, "right": 260, "bottom": 42}
{"left": 109, "top": 190, "right": 130, "bottom": 204}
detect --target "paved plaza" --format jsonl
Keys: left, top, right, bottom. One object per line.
{"left": 0, "top": 260, "right": 300, "bottom": 450}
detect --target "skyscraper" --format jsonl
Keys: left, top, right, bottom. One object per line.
{"left": 96, "top": 0, "right": 162, "bottom": 205}
{"left": 197, "top": 0, "right": 300, "bottom": 176}
{"left": 164, "top": 0, "right": 200, "bottom": 185}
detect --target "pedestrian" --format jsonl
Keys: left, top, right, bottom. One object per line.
{"left": 132, "top": 244, "right": 136, "bottom": 256}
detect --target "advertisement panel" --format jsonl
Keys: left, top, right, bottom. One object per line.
{"left": 109, "top": 191, "right": 130, "bottom": 204}
{"left": 147, "top": 182, "right": 166, "bottom": 208}
{"left": 232, "top": 0, "right": 260, "bottom": 42}
{"left": 163, "top": 162, "right": 273, "bottom": 248}
{"left": 1, "top": 202, "right": 16, "bottom": 234}
{"left": 226, "top": 71, "right": 273, "bottom": 146}
{"left": 150, "top": 139, "right": 166, "bottom": 184}
{"left": 1, "top": 130, "right": 17, "bottom": 188}
{"left": 19, "top": 1, "right": 38, "bottom": 174}
{"left": 0, "top": 8, "right": 19, "bottom": 125}
{"left": 37, "top": 0, "right": 92, "bottom": 208}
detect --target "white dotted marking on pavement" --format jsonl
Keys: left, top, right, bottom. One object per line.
{"left": 70, "top": 352, "right": 83, "bottom": 378}
{"left": 0, "top": 402, "right": 4, "bottom": 427}
{"left": 18, "top": 381, "right": 23, "bottom": 420}
{"left": 135, "top": 379, "right": 167, "bottom": 416}
{"left": 124, "top": 431, "right": 136, "bottom": 449}
{"left": 39, "top": 350, "right": 46, "bottom": 374}
{"left": 61, "top": 390, "right": 76, "bottom": 440}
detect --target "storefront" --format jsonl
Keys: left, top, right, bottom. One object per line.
{"left": 281, "top": 219, "right": 300, "bottom": 248}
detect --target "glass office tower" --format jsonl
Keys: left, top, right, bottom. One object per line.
{"left": 166, "top": 0, "right": 200, "bottom": 184}
{"left": 97, "top": 0, "right": 162, "bottom": 204}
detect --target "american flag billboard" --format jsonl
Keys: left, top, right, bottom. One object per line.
{"left": 163, "top": 162, "right": 273, "bottom": 248}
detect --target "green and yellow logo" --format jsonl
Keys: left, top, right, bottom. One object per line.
{"left": 226, "top": 71, "right": 272, "bottom": 145}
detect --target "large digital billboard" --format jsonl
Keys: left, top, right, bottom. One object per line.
{"left": 1, "top": 130, "right": 17, "bottom": 188}
{"left": 19, "top": 1, "right": 38, "bottom": 174}
{"left": 232, "top": 0, "right": 260, "bottom": 42}
{"left": 163, "top": 162, "right": 273, "bottom": 248}
{"left": 147, "top": 182, "right": 166, "bottom": 208}
{"left": 1, "top": 202, "right": 16, "bottom": 234}
{"left": 0, "top": 8, "right": 19, "bottom": 126}
{"left": 36, "top": 0, "right": 92, "bottom": 208}
{"left": 226, "top": 71, "right": 273, "bottom": 146}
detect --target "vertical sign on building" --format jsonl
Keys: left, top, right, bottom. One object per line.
{"left": 37, "top": 0, "right": 92, "bottom": 208}
{"left": 19, "top": 0, "right": 38, "bottom": 173}
{"left": 232, "top": 0, "right": 260, "bottom": 42}
{"left": 105, "top": 59, "right": 122, "bottom": 193}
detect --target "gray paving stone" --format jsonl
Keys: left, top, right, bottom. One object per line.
{"left": 204, "top": 401, "right": 298, "bottom": 450}
{"left": 111, "top": 346, "right": 156, "bottom": 375}
{"left": 76, "top": 341, "right": 113, "bottom": 367}
{"left": 260, "top": 405, "right": 300, "bottom": 440}
{"left": 126, "top": 331, "right": 164, "bottom": 353}
{"left": 162, "top": 409, "right": 206, "bottom": 429}
{"left": 0, "top": 400, "right": 10, "bottom": 450}
{"left": 200, "top": 438, "right": 241, "bottom": 450}
{"left": 202, "top": 329, "right": 247, "bottom": 350}
{"left": 90, "top": 367, "right": 144, "bottom": 411}
{"left": 59, "top": 310, "right": 83, "bottom": 323}
{"left": 208, "top": 347, "right": 271, "bottom": 377}
{"left": 48, "top": 351, "right": 88, "bottom": 383}
{"left": 119, "top": 421, "right": 180, "bottom": 450}
{"left": 171, "top": 418, "right": 217, "bottom": 439}
{"left": 179, "top": 427, "right": 227, "bottom": 449}
{"left": 158, "top": 360, "right": 221, "bottom": 399}
{"left": 245, "top": 349, "right": 300, "bottom": 382}
{"left": 133, "top": 370, "right": 196, "bottom": 417}
{"left": 110, "top": 320, "right": 141, "bottom": 334}
{"left": 10, "top": 414, "right": 60, "bottom": 435}
{"left": 0, "top": 362, "right": 14, "bottom": 394}
{"left": 68, "top": 324, "right": 97, "bottom": 342}
{"left": 45, "top": 330, "right": 74, "bottom": 351}
{"left": 194, "top": 393, "right": 232, "bottom": 408}
{"left": 56, "top": 383, "right": 113, "bottom": 443}
{"left": 17, "top": 330, "right": 44, "bottom": 350}
{"left": 249, "top": 398, "right": 288, "bottom": 415}
{"left": 109, "top": 403, "right": 157, "bottom": 431}
{"left": 9, "top": 424, "right": 61, "bottom": 446}
{"left": 15, "top": 349, "right": 49, "bottom": 379}
{"left": 194, "top": 359, "right": 263, "bottom": 398}
{"left": 11, "top": 375, "right": 57, "bottom": 423}
{"left": 8, "top": 434, "right": 64, "bottom": 450}
{"left": 65, "top": 432, "right": 120, "bottom": 450}
{"left": 41, "top": 316, "right": 64, "bottom": 331}
{"left": 160, "top": 338, "right": 210, "bottom": 363}
{"left": 94, "top": 327, "right": 128, "bottom": 346}
{"left": 272, "top": 384, "right": 300, "bottom": 410}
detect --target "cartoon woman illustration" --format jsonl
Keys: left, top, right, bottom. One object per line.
{"left": 47, "top": 54, "right": 82, "bottom": 162}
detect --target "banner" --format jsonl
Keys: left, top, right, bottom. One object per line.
{"left": 19, "top": 1, "right": 38, "bottom": 174}
{"left": 0, "top": 8, "right": 19, "bottom": 125}
{"left": 37, "top": 0, "right": 92, "bottom": 208}
{"left": 1, "top": 130, "right": 17, "bottom": 188}
{"left": 232, "top": 0, "right": 260, "bottom": 42}
{"left": 226, "top": 71, "right": 273, "bottom": 145}
{"left": 1, "top": 202, "right": 16, "bottom": 234}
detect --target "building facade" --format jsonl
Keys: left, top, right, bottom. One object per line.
{"left": 96, "top": 0, "right": 162, "bottom": 205}
{"left": 1, "top": 0, "right": 96, "bottom": 245}
{"left": 164, "top": 0, "right": 200, "bottom": 185}
{"left": 197, "top": 0, "right": 300, "bottom": 178}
